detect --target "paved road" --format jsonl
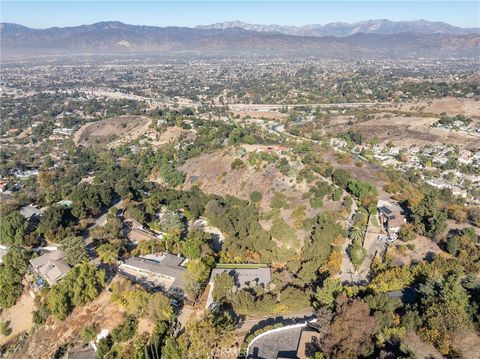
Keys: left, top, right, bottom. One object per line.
{"left": 229, "top": 102, "right": 391, "bottom": 112}
{"left": 92, "top": 199, "right": 124, "bottom": 228}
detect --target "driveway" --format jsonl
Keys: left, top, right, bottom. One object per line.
{"left": 357, "top": 215, "right": 386, "bottom": 277}
{"left": 247, "top": 326, "right": 303, "bottom": 359}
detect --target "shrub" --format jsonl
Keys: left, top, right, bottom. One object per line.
{"left": 310, "top": 196, "right": 324, "bottom": 209}
{"left": 0, "top": 320, "right": 12, "bottom": 336}
{"left": 111, "top": 315, "right": 138, "bottom": 343}
{"left": 250, "top": 191, "right": 262, "bottom": 203}
{"left": 81, "top": 325, "right": 97, "bottom": 343}
{"left": 231, "top": 159, "right": 245, "bottom": 170}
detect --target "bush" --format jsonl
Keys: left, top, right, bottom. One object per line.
{"left": 332, "top": 188, "right": 343, "bottom": 201}
{"left": 399, "top": 223, "right": 416, "bottom": 242}
{"left": 96, "top": 335, "right": 113, "bottom": 357}
{"left": 81, "top": 325, "right": 97, "bottom": 343}
{"left": 250, "top": 191, "right": 262, "bottom": 203}
{"left": 310, "top": 196, "right": 324, "bottom": 209}
{"left": 348, "top": 244, "right": 367, "bottom": 270}
{"left": 0, "top": 320, "right": 12, "bottom": 336}
{"left": 231, "top": 159, "right": 245, "bottom": 170}
{"left": 270, "top": 193, "right": 289, "bottom": 209}
{"left": 111, "top": 315, "right": 138, "bottom": 343}
{"left": 32, "top": 303, "right": 51, "bottom": 325}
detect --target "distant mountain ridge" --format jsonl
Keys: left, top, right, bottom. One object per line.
{"left": 1, "top": 21, "right": 479, "bottom": 57}
{"left": 197, "top": 19, "right": 480, "bottom": 37}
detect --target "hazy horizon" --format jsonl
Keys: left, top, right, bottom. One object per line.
{"left": 3, "top": 17, "right": 480, "bottom": 30}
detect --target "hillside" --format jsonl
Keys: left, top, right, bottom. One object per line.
{"left": 179, "top": 145, "right": 346, "bottom": 248}
{"left": 2, "top": 21, "right": 479, "bottom": 57}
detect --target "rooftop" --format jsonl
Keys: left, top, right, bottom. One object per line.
{"left": 120, "top": 252, "right": 187, "bottom": 290}
{"left": 30, "top": 250, "right": 71, "bottom": 285}
{"left": 19, "top": 204, "right": 43, "bottom": 219}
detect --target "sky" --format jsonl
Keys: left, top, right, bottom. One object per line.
{"left": 1, "top": 1, "right": 479, "bottom": 29}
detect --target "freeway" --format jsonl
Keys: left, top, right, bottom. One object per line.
{"left": 228, "top": 102, "right": 391, "bottom": 112}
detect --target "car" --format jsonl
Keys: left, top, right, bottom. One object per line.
{"left": 170, "top": 299, "right": 181, "bottom": 308}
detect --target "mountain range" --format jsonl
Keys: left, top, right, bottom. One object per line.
{"left": 197, "top": 19, "right": 480, "bottom": 37}
{"left": 1, "top": 20, "right": 479, "bottom": 57}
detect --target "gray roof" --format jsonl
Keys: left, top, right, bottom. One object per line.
{"left": 19, "top": 204, "right": 43, "bottom": 219}
{"left": 30, "top": 250, "right": 71, "bottom": 285}
{"left": 121, "top": 253, "right": 186, "bottom": 290}
{"left": 210, "top": 268, "right": 271, "bottom": 287}
{"left": 67, "top": 348, "right": 96, "bottom": 359}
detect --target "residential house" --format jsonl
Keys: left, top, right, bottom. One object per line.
{"left": 29, "top": 250, "right": 71, "bottom": 285}
{"left": 124, "top": 218, "right": 163, "bottom": 243}
{"left": 377, "top": 200, "right": 406, "bottom": 234}
{"left": 117, "top": 252, "right": 187, "bottom": 295}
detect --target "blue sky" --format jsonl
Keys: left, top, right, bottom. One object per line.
{"left": 2, "top": 1, "right": 479, "bottom": 29}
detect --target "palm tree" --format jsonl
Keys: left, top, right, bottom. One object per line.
{"left": 349, "top": 225, "right": 365, "bottom": 245}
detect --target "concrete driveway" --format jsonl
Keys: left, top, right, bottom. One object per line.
{"left": 247, "top": 326, "right": 303, "bottom": 359}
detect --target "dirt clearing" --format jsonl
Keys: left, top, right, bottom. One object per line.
{"left": 73, "top": 115, "right": 151, "bottom": 148}
{"left": 0, "top": 293, "right": 35, "bottom": 346}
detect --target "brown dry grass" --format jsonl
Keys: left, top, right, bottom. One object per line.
{"left": 324, "top": 113, "right": 479, "bottom": 148}
{"left": 73, "top": 115, "right": 151, "bottom": 148}
{"left": 178, "top": 146, "right": 342, "bottom": 248}
{"left": 11, "top": 291, "right": 126, "bottom": 359}
{"left": 0, "top": 293, "right": 35, "bottom": 346}
{"left": 390, "top": 235, "right": 446, "bottom": 266}
{"left": 403, "top": 332, "right": 444, "bottom": 359}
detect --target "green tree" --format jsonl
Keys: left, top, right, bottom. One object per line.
{"left": 61, "top": 236, "right": 86, "bottom": 266}
{"left": 96, "top": 242, "right": 120, "bottom": 268}
{"left": 314, "top": 278, "right": 343, "bottom": 309}
{"left": 158, "top": 211, "right": 184, "bottom": 236}
{"left": 398, "top": 223, "right": 416, "bottom": 242}
{"left": 212, "top": 272, "right": 234, "bottom": 303}
{"left": 80, "top": 325, "right": 97, "bottom": 343}
{"left": 349, "top": 226, "right": 365, "bottom": 244}
{"left": 418, "top": 275, "right": 473, "bottom": 355}
{"left": 177, "top": 311, "right": 235, "bottom": 358}
{"left": 348, "top": 242, "right": 367, "bottom": 270}
{"left": 0, "top": 211, "right": 27, "bottom": 246}
{"left": 183, "top": 259, "right": 211, "bottom": 301}
{"left": 411, "top": 192, "right": 447, "bottom": 238}
{"left": 47, "top": 261, "right": 105, "bottom": 320}
{"left": 0, "top": 246, "right": 30, "bottom": 308}
{"left": 148, "top": 292, "right": 174, "bottom": 322}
